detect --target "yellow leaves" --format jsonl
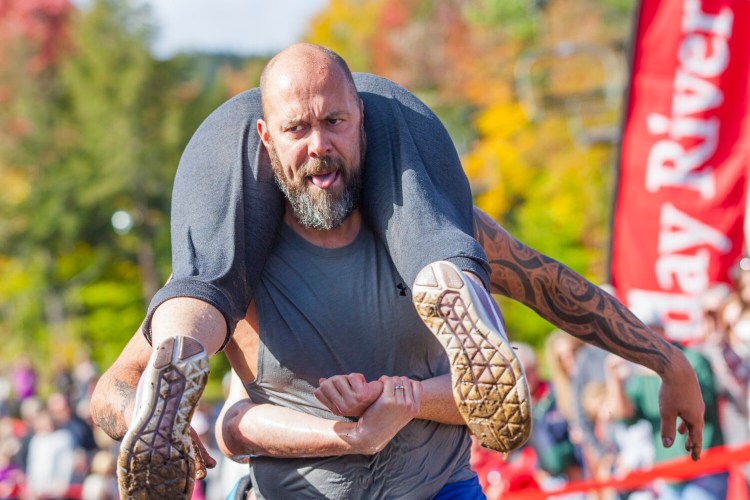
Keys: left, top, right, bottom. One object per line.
{"left": 475, "top": 102, "right": 528, "bottom": 139}
{"left": 0, "top": 256, "right": 32, "bottom": 298}
{"left": 464, "top": 93, "right": 611, "bottom": 281}
{"left": 0, "top": 165, "right": 30, "bottom": 205}
{"left": 463, "top": 101, "right": 535, "bottom": 221}
{"left": 55, "top": 243, "right": 94, "bottom": 282}
{"left": 306, "top": 0, "right": 387, "bottom": 72}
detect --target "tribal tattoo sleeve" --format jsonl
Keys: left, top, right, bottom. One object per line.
{"left": 473, "top": 207, "right": 673, "bottom": 374}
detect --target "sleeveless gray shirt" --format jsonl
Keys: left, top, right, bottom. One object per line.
{"left": 245, "top": 222, "right": 473, "bottom": 499}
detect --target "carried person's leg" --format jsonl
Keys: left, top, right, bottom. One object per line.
{"left": 118, "top": 88, "right": 284, "bottom": 499}
{"left": 356, "top": 73, "right": 488, "bottom": 288}
{"left": 356, "top": 73, "right": 531, "bottom": 453}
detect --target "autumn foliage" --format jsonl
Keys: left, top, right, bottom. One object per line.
{"left": 308, "top": 0, "right": 633, "bottom": 343}
{"left": 0, "top": 0, "right": 637, "bottom": 368}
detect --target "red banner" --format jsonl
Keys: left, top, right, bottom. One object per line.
{"left": 611, "top": 0, "right": 750, "bottom": 342}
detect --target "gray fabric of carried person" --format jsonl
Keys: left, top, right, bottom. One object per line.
{"left": 245, "top": 222, "right": 475, "bottom": 499}
{"left": 142, "top": 73, "right": 489, "bottom": 347}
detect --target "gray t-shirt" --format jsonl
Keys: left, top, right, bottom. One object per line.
{"left": 245, "top": 222, "right": 474, "bottom": 499}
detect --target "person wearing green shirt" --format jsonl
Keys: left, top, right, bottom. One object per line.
{"left": 605, "top": 312, "right": 726, "bottom": 499}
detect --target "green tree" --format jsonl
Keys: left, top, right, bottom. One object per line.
{"left": 0, "top": 0, "right": 240, "bottom": 374}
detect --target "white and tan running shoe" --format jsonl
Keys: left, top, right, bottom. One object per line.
{"left": 117, "top": 336, "right": 209, "bottom": 499}
{"left": 412, "top": 261, "right": 531, "bottom": 452}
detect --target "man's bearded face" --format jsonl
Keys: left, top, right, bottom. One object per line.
{"left": 269, "top": 123, "right": 366, "bottom": 231}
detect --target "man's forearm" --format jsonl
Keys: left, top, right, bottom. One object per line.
{"left": 417, "top": 374, "right": 464, "bottom": 425}
{"left": 473, "top": 207, "right": 676, "bottom": 375}
{"left": 218, "top": 399, "right": 360, "bottom": 460}
{"left": 218, "top": 375, "right": 421, "bottom": 461}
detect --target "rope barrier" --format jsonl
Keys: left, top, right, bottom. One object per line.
{"left": 505, "top": 442, "right": 750, "bottom": 499}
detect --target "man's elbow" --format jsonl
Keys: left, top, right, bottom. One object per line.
{"left": 215, "top": 402, "right": 252, "bottom": 463}
{"left": 214, "top": 412, "right": 234, "bottom": 460}
{"left": 90, "top": 387, "right": 126, "bottom": 440}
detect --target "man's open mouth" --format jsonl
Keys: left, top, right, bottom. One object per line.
{"left": 308, "top": 170, "right": 339, "bottom": 189}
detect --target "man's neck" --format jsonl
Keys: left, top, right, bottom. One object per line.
{"left": 283, "top": 204, "right": 362, "bottom": 248}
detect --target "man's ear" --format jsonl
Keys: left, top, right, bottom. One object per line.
{"left": 257, "top": 118, "right": 270, "bottom": 148}
{"left": 359, "top": 98, "right": 365, "bottom": 125}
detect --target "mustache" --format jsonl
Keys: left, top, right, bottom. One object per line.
{"left": 300, "top": 156, "right": 344, "bottom": 177}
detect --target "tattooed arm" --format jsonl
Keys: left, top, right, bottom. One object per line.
{"left": 473, "top": 207, "right": 705, "bottom": 460}
{"left": 90, "top": 331, "right": 150, "bottom": 440}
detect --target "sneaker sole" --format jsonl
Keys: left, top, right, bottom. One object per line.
{"left": 117, "top": 336, "right": 209, "bottom": 499}
{"left": 413, "top": 261, "right": 531, "bottom": 452}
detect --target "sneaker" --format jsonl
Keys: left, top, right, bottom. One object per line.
{"left": 117, "top": 336, "right": 209, "bottom": 499}
{"left": 412, "top": 261, "right": 531, "bottom": 452}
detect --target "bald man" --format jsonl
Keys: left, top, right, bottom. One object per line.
{"left": 115, "top": 43, "right": 525, "bottom": 499}
{"left": 107, "top": 44, "right": 705, "bottom": 498}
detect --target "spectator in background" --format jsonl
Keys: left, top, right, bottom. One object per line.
{"left": 72, "top": 350, "right": 99, "bottom": 409}
{"left": 10, "top": 356, "right": 36, "bottom": 403}
{"left": 14, "top": 397, "right": 42, "bottom": 474}
{"left": 571, "top": 337, "right": 610, "bottom": 479}
{"left": 600, "top": 330, "right": 657, "bottom": 499}
{"left": 0, "top": 418, "right": 24, "bottom": 498}
{"left": 47, "top": 391, "right": 98, "bottom": 454}
{"left": 519, "top": 340, "right": 584, "bottom": 494}
{"left": 469, "top": 434, "right": 539, "bottom": 499}
{"left": 544, "top": 330, "right": 583, "bottom": 429}
{"left": 731, "top": 257, "right": 750, "bottom": 308}
{"left": 52, "top": 358, "right": 76, "bottom": 402}
{"left": 605, "top": 311, "right": 726, "bottom": 499}
{"left": 25, "top": 406, "right": 76, "bottom": 499}
{"left": 81, "top": 450, "right": 118, "bottom": 500}
{"left": 0, "top": 368, "right": 11, "bottom": 417}
{"left": 695, "top": 283, "right": 750, "bottom": 446}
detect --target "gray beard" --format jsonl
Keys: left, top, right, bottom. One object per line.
{"left": 274, "top": 167, "right": 358, "bottom": 231}
{"left": 269, "top": 127, "right": 365, "bottom": 231}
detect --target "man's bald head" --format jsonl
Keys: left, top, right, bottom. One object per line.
{"left": 260, "top": 44, "right": 358, "bottom": 118}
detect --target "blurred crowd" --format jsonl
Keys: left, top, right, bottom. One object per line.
{"left": 0, "top": 356, "right": 246, "bottom": 500}
{"left": 473, "top": 258, "right": 750, "bottom": 499}
{"left": 3, "top": 261, "right": 750, "bottom": 499}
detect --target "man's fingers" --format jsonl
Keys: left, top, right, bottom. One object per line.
{"left": 690, "top": 441, "right": 702, "bottom": 461}
{"left": 661, "top": 414, "right": 703, "bottom": 460}
{"left": 660, "top": 413, "right": 676, "bottom": 448}
{"left": 189, "top": 426, "right": 216, "bottom": 480}
{"left": 392, "top": 377, "right": 405, "bottom": 400}
{"left": 313, "top": 387, "right": 341, "bottom": 415}
{"left": 316, "top": 374, "right": 360, "bottom": 415}
{"left": 365, "top": 380, "right": 384, "bottom": 400}
{"left": 678, "top": 420, "right": 687, "bottom": 435}
{"left": 684, "top": 431, "right": 702, "bottom": 461}
{"left": 687, "top": 420, "right": 704, "bottom": 461}
{"left": 347, "top": 372, "right": 367, "bottom": 393}
{"left": 194, "top": 444, "right": 207, "bottom": 480}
